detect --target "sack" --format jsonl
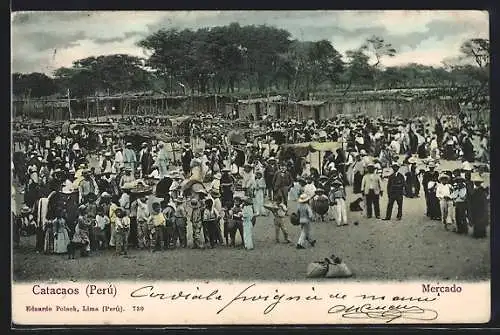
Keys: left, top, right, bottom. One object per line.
{"left": 325, "top": 262, "right": 353, "bottom": 278}
{"left": 290, "top": 212, "right": 300, "bottom": 226}
{"left": 306, "top": 261, "right": 328, "bottom": 278}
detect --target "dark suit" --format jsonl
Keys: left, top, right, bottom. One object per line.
{"left": 385, "top": 172, "right": 405, "bottom": 219}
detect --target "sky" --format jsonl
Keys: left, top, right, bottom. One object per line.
{"left": 11, "top": 10, "right": 489, "bottom": 75}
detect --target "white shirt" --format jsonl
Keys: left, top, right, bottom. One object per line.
{"left": 303, "top": 183, "right": 316, "bottom": 198}
{"left": 96, "top": 215, "right": 109, "bottom": 230}
{"left": 119, "top": 193, "right": 130, "bottom": 210}
{"left": 436, "top": 183, "right": 452, "bottom": 199}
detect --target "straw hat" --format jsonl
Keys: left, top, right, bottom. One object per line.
{"left": 428, "top": 161, "right": 437, "bottom": 168}
{"left": 100, "top": 192, "right": 111, "bottom": 198}
{"left": 298, "top": 193, "right": 311, "bottom": 203}
{"left": 174, "top": 196, "right": 185, "bottom": 203}
{"left": 126, "top": 142, "right": 132, "bottom": 147}
{"left": 213, "top": 172, "right": 222, "bottom": 180}
{"left": 360, "top": 149, "right": 367, "bottom": 156}
{"left": 104, "top": 152, "right": 112, "bottom": 157}
{"left": 471, "top": 174, "right": 484, "bottom": 183}
{"left": 408, "top": 157, "right": 418, "bottom": 164}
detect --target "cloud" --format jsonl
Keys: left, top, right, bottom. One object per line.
{"left": 11, "top": 10, "right": 489, "bottom": 74}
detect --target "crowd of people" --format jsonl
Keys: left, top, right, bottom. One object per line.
{"left": 11, "top": 112, "right": 490, "bottom": 257}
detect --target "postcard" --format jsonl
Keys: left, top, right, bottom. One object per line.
{"left": 11, "top": 10, "right": 490, "bottom": 326}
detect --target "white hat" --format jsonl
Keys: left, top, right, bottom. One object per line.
{"left": 72, "top": 143, "right": 80, "bottom": 151}
{"left": 213, "top": 172, "right": 222, "bottom": 179}
{"left": 360, "top": 149, "right": 367, "bottom": 155}
{"left": 298, "top": 193, "right": 311, "bottom": 203}
{"left": 471, "top": 174, "right": 484, "bottom": 183}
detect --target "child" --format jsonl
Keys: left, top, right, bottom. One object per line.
{"left": 148, "top": 202, "right": 166, "bottom": 251}
{"left": 174, "top": 197, "right": 188, "bottom": 248}
{"left": 72, "top": 205, "right": 91, "bottom": 256}
{"left": 114, "top": 207, "right": 130, "bottom": 256}
{"left": 136, "top": 195, "right": 150, "bottom": 250}
{"left": 227, "top": 196, "right": 244, "bottom": 247}
{"left": 202, "top": 198, "right": 220, "bottom": 248}
{"left": 268, "top": 202, "right": 291, "bottom": 244}
{"left": 190, "top": 198, "right": 204, "bottom": 249}
{"left": 94, "top": 206, "right": 109, "bottom": 250}
{"left": 331, "top": 180, "right": 348, "bottom": 226}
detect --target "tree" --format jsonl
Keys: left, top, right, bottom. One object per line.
{"left": 459, "top": 38, "right": 489, "bottom": 68}
{"left": 361, "top": 35, "right": 396, "bottom": 90}
{"left": 53, "top": 54, "right": 151, "bottom": 97}
{"left": 12, "top": 72, "right": 58, "bottom": 98}
{"left": 306, "top": 40, "right": 344, "bottom": 91}
{"left": 342, "top": 49, "right": 374, "bottom": 94}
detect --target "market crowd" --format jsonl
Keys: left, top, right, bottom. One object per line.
{"left": 12, "top": 113, "right": 490, "bottom": 257}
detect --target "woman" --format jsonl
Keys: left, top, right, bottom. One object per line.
{"left": 296, "top": 193, "right": 316, "bottom": 249}
{"left": 253, "top": 171, "right": 267, "bottom": 216}
{"left": 242, "top": 197, "right": 255, "bottom": 250}
{"left": 72, "top": 205, "right": 92, "bottom": 256}
{"left": 53, "top": 210, "right": 71, "bottom": 254}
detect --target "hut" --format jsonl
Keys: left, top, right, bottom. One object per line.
{"left": 235, "top": 95, "right": 285, "bottom": 121}
{"left": 296, "top": 100, "right": 328, "bottom": 122}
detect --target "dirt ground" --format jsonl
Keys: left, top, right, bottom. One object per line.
{"left": 13, "top": 158, "right": 490, "bottom": 282}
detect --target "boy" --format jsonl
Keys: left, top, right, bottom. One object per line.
{"left": 174, "top": 197, "right": 188, "bottom": 248}
{"left": 148, "top": 201, "right": 166, "bottom": 251}
{"left": 114, "top": 207, "right": 130, "bottom": 256}
{"left": 94, "top": 206, "right": 109, "bottom": 250}
{"left": 331, "top": 180, "right": 348, "bottom": 226}
{"left": 267, "top": 202, "right": 291, "bottom": 244}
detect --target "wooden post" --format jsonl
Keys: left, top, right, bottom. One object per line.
{"left": 96, "top": 92, "right": 100, "bottom": 122}
{"left": 86, "top": 98, "right": 89, "bottom": 119}
{"left": 67, "top": 88, "right": 72, "bottom": 120}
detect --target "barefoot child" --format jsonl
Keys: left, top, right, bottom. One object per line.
{"left": 114, "top": 207, "right": 130, "bottom": 256}
{"left": 267, "top": 202, "right": 292, "bottom": 244}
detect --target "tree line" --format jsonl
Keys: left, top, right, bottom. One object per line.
{"left": 13, "top": 23, "right": 489, "bottom": 106}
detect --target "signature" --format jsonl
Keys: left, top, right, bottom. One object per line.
{"left": 328, "top": 304, "right": 439, "bottom": 323}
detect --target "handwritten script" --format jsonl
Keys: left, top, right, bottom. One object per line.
{"left": 129, "top": 283, "right": 440, "bottom": 323}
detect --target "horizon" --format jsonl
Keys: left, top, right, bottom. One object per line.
{"left": 11, "top": 10, "right": 489, "bottom": 76}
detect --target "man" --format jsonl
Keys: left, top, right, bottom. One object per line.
{"left": 113, "top": 145, "right": 124, "bottom": 172}
{"left": 273, "top": 164, "right": 293, "bottom": 206}
{"left": 361, "top": 163, "right": 382, "bottom": 219}
{"left": 220, "top": 168, "right": 235, "bottom": 209}
{"left": 156, "top": 142, "right": 169, "bottom": 179}
{"left": 422, "top": 161, "right": 439, "bottom": 218}
{"left": 451, "top": 176, "right": 468, "bottom": 234}
{"left": 101, "top": 152, "right": 114, "bottom": 174}
{"left": 119, "top": 167, "right": 136, "bottom": 188}
{"left": 240, "top": 164, "right": 256, "bottom": 198}
{"left": 140, "top": 145, "right": 154, "bottom": 178}
{"left": 78, "top": 170, "right": 98, "bottom": 204}
{"left": 264, "top": 157, "right": 278, "bottom": 200}
{"left": 181, "top": 144, "right": 193, "bottom": 177}
{"left": 383, "top": 162, "right": 406, "bottom": 221}
{"left": 123, "top": 142, "right": 137, "bottom": 172}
